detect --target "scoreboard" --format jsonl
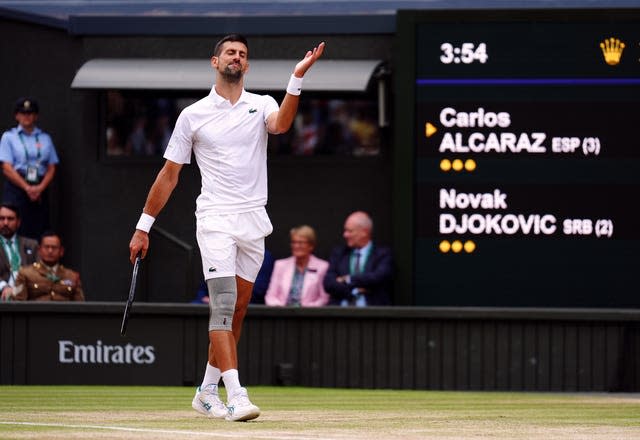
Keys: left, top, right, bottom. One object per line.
{"left": 395, "top": 9, "right": 640, "bottom": 307}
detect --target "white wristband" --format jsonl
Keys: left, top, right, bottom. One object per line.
{"left": 286, "top": 74, "right": 303, "bottom": 96}
{"left": 136, "top": 213, "right": 155, "bottom": 233}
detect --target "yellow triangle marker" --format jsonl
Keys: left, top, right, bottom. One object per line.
{"left": 425, "top": 122, "right": 437, "bottom": 138}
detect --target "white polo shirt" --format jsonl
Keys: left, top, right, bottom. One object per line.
{"left": 164, "top": 86, "right": 279, "bottom": 216}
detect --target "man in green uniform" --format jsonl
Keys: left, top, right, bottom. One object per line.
{"left": 13, "top": 231, "right": 84, "bottom": 301}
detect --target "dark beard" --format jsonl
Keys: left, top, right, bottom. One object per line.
{"left": 221, "top": 66, "right": 243, "bottom": 84}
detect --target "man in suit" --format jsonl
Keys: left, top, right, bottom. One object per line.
{"left": 323, "top": 211, "right": 394, "bottom": 306}
{"left": 0, "top": 202, "right": 38, "bottom": 301}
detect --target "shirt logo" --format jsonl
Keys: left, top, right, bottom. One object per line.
{"left": 248, "top": 108, "right": 257, "bottom": 114}
{"left": 208, "top": 267, "right": 217, "bottom": 272}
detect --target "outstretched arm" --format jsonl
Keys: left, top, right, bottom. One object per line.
{"left": 128, "top": 160, "right": 183, "bottom": 262}
{"left": 267, "top": 42, "right": 326, "bottom": 134}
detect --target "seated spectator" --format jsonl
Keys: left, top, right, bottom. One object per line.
{"left": 0, "top": 202, "right": 38, "bottom": 301}
{"left": 323, "top": 211, "right": 393, "bottom": 306}
{"left": 13, "top": 231, "right": 84, "bottom": 301}
{"left": 265, "top": 225, "right": 329, "bottom": 307}
{"left": 192, "top": 249, "right": 274, "bottom": 304}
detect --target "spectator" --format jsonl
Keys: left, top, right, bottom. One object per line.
{"left": 192, "top": 249, "right": 274, "bottom": 304}
{"left": 249, "top": 249, "right": 274, "bottom": 304}
{"left": 323, "top": 211, "right": 393, "bottom": 306}
{"left": 265, "top": 225, "right": 329, "bottom": 307}
{"left": 0, "top": 97, "right": 60, "bottom": 239}
{"left": 13, "top": 231, "right": 84, "bottom": 301}
{"left": 0, "top": 202, "right": 38, "bottom": 301}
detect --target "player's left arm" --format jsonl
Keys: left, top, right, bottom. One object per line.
{"left": 267, "top": 42, "right": 325, "bottom": 134}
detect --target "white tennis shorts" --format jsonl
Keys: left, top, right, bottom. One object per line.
{"left": 196, "top": 207, "right": 273, "bottom": 282}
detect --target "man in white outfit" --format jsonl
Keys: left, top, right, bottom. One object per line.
{"left": 128, "top": 34, "right": 325, "bottom": 421}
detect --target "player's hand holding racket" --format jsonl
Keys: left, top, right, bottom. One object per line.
{"left": 129, "top": 229, "right": 149, "bottom": 263}
{"left": 122, "top": 228, "right": 149, "bottom": 336}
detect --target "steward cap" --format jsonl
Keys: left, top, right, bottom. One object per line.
{"left": 15, "top": 97, "right": 39, "bottom": 114}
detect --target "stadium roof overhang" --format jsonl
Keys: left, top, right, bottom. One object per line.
{"left": 71, "top": 59, "right": 385, "bottom": 92}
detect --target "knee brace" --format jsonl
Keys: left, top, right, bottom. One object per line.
{"left": 206, "top": 276, "right": 236, "bottom": 331}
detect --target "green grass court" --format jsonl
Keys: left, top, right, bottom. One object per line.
{"left": 0, "top": 386, "right": 639, "bottom": 439}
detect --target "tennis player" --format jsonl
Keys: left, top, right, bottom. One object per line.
{"left": 128, "top": 34, "right": 324, "bottom": 421}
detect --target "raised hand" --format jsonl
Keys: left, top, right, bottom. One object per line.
{"left": 293, "top": 42, "right": 325, "bottom": 78}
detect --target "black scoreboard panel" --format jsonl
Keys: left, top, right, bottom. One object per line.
{"left": 396, "top": 10, "right": 640, "bottom": 307}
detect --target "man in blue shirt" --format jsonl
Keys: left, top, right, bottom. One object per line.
{"left": 0, "top": 98, "right": 59, "bottom": 239}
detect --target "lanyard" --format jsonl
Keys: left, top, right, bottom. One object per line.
{"left": 18, "top": 131, "right": 41, "bottom": 162}
{"left": 3, "top": 238, "right": 20, "bottom": 274}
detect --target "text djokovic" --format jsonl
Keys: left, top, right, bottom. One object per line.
{"left": 439, "top": 188, "right": 556, "bottom": 235}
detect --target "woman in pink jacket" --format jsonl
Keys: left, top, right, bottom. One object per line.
{"left": 265, "top": 225, "right": 330, "bottom": 307}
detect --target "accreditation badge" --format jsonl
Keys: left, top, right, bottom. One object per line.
{"left": 26, "top": 165, "right": 38, "bottom": 183}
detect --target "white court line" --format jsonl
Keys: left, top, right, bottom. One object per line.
{"left": 0, "top": 421, "right": 335, "bottom": 440}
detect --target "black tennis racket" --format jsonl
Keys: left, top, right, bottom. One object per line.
{"left": 120, "top": 254, "right": 142, "bottom": 336}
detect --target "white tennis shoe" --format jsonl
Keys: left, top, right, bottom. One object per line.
{"left": 192, "top": 384, "right": 228, "bottom": 419}
{"left": 225, "top": 387, "right": 260, "bottom": 422}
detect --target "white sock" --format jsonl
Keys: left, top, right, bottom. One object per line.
{"left": 200, "top": 363, "right": 221, "bottom": 391}
{"left": 221, "top": 369, "right": 241, "bottom": 398}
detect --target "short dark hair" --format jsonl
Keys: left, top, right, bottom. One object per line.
{"left": 0, "top": 202, "right": 21, "bottom": 218}
{"left": 39, "top": 230, "right": 62, "bottom": 245}
{"left": 213, "top": 34, "right": 249, "bottom": 57}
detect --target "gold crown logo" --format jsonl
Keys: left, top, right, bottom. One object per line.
{"left": 599, "top": 37, "right": 625, "bottom": 65}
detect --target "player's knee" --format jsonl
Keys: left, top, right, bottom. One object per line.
{"left": 207, "top": 276, "right": 236, "bottom": 331}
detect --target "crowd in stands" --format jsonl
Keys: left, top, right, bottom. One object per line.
{"left": 0, "top": 203, "right": 84, "bottom": 302}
